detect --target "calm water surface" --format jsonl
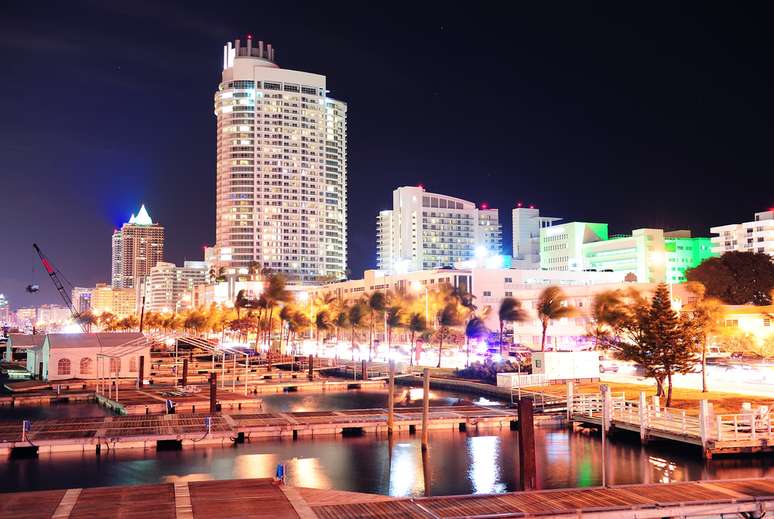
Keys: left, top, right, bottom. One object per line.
{"left": 1, "top": 389, "right": 772, "bottom": 495}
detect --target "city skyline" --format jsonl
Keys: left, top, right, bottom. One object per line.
{"left": 2, "top": 2, "right": 772, "bottom": 309}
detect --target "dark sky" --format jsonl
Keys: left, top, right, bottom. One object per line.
{"left": 1, "top": 1, "right": 772, "bottom": 310}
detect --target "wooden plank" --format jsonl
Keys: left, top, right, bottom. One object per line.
{"left": 51, "top": 488, "right": 82, "bottom": 519}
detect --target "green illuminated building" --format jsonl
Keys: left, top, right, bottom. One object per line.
{"left": 665, "top": 235, "right": 715, "bottom": 283}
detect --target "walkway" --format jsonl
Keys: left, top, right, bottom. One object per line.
{"left": 0, "top": 404, "right": 518, "bottom": 454}
{"left": 3, "top": 477, "right": 773, "bottom": 518}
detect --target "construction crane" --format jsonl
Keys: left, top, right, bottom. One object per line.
{"left": 32, "top": 243, "right": 84, "bottom": 330}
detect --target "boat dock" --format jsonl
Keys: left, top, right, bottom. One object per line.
{"left": 3, "top": 476, "right": 773, "bottom": 518}
{"left": 0, "top": 404, "right": 518, "bottom": 455}
{"left": 564, "top": 386, "right": 774, "bottom": 457}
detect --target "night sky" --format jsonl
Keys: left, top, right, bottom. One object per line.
{"left": 1, "top": 2, "right": 772, "bottom": 310}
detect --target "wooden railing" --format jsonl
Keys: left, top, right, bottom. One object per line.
{"left": 715, "top": 412, "right": 774, "bottom": 441}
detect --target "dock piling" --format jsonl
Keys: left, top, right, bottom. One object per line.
{"left": 387, "top": 360, "right": 395, "bottom": 435}
{"left": 182, "top": 358, "right": 189, "bottom": 387}
{"left": 421, "top": 368, "right": 430, "bottom": 450}
{"left": 209, "top": 372, "right": 217, "bottom": 414}
{"left": 517, "top": 396, "right": 536, "bottom": 491}
{"left": 138, "top": 355, "right": 144, "bottom": 389}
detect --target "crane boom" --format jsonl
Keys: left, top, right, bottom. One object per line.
{"left": 32, "top": 243, "right": 80, "bottom": 321}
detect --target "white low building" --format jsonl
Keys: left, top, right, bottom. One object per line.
{"left": 4, "top": 334, "right": 45, "bottom": 363}
{"left": 25, "top": 332, "right": 150, "bottom": 381}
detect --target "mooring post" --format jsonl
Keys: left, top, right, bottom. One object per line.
{"left": 699, "top": 399, "right": 710, "bottom": 453}
{"left": 517, "top": 396, "right": 536, "bottom": 491}
{"left": 308, "top": 354, "right": 314, "bottom": 381}
{"left": 209, "top": 372, "right": 217, "bottom": 414}
{"left": 361, "top": 359, "right": 367, "bottom": 380}
{"left": 566, "top": 380, "right": 574, "bottom": 421}
{"left": 601, "top": 384, "right": 611, "bottom": 434}
{"left": 182, "top": 358, "right": 189, "bottom": 387}
{"left": 639, "top": 391, "right": 647, "bottom": 442}
{"left": 652, "top": 395, "right": 660, "bottom": 417}
{"left": 38, "top": 361, "right": 43, "bottom": 381}
{"left": 138, "top": 355, "right": 145, "bottom": 389}
{"left": 387, "top": 360, "right": 395, "bottom": 436}
{"left": 600, "top": 384, "right": 609, "bottom": 486}
{"left": 421, "top": 368, "right": 430, "bottom": 450}
{"left": 421, "top": 446, "right": 432, "bottom": 497}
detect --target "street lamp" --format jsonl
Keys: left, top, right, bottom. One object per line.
{"left": 411, "top": 281, "right": 429, "bottom": 325}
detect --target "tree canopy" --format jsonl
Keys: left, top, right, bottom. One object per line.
{"left": 686, "top": 251, "right": 774, "bottom": 305}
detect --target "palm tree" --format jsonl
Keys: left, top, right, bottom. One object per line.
{"left": 589, "top": 290, "right": 627, "bottom": 349}
{"left": 366, "top": 292, "right": 387, "bottom": 360}
{"left": 314, "top": 310, "right": 333, "bottom": 352}
{"left": 76, "top": 310, "right": 98, "bottom": 333}
{"left": 333, "top": 310, "right": 348, "bottom": 343}
{"left": 465, "top": 317, "right": 489, "bottom": 367}
{"left": 288, "top": 311, "right": 310, "bottom": 352}
{"left": 347, "top": 303, "right": 365, "bottom": 360}
{"left": 262, "top": 274, "right": 292, "bottom": 350}
{"left": 234, "top": 289, "right": 249, "bottom": 319}
{"left": 99, "top": 312, "right": 117, "bottom": 331}
{"left": 407, "top": 312, "right": 427, "bottom": 366}
{"left": 385, "top": 305, "right": 404, "bottom": 356}
{"left": 536, "top": 286, "right": 576, "bottom": 351}
{"left": 117, "top": 315, "right": 139, "bottom": 331}
{"left": 435, "top": 303, "right": 463, "bottom": 368}
{"left": 497, "top": 297, "right": 526, "bottom": 355}
{"left": 279, "top": 305, "right": 295, "bottom": 353}
{"left": 684, "top": 282, "right": 723, "bottom": 392}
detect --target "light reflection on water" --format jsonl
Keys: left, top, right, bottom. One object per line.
{"left": 3, "top": 425, "right": 773, "bottom": 496}
{"left": 1, "top": 389, "right": 774, "bottom": 495}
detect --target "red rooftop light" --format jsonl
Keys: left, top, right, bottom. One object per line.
{"left": 517, "top": 202, "right": 522, "bottom": 207}
{"left": 481, "top": 202, "right": 488, "bottom": 209}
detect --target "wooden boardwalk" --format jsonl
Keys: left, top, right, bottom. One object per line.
{"left": 3, "top": 477, "right": 774, "bottom": 518}
{"left": 0, "top": 404, "right": 518, "bottom": 454}
{"left": 567, "top": 390, "right": 774, "bottom": 457}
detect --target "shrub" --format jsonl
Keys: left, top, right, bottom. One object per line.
{"left": 454, "top": 359, "right": 524, "bottom": 384}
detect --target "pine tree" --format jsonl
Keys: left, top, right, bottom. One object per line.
{"left": 645, "top": 283, "right": 699, "bottom": 406}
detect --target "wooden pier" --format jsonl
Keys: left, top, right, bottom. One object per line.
{"left": 565, "top": 386, "right": 774, "bottom": 457}
{"left": 3, "top": 477, "right": 774, "bottom": 518}
{"left": 0, "top": 403, "right": 518, "bottom": 455}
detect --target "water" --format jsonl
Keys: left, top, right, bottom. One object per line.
{"left": 259, "top": 388, "right": 495, "bottom": 412}
{"left": 0, "top": 402, "right": 112, "bottom": 420}
{"left": 0, "top": 389, "right": 772, "bottom": 495}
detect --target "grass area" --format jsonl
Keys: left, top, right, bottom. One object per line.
{"left": 533, "top": 381, "right": 772, "bottom": 415}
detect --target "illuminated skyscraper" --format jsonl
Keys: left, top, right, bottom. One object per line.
{"left": 213, "top": 37, "right": 348, "bottom": 283}
{"left": 376, "top": 186, "right": 502, "bottom": 273}
{"left": 111, "top": 205, "right": 164, "bottom": 289}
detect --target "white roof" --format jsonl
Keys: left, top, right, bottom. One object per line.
{"left": 46, "top": 332, "right": 145, "bottom": 349}
{"left": 8, "top": 334, "right": 46, "bottom": 348}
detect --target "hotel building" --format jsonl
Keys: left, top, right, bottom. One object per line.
{"left": 512, "top": 206, "right": 560, "bottom": 269}
{"left": 542, "top": 223, "right": 715, "bottom": 283}
{"left": 213, "top": 37, "right": 347, "bottom": 283}
{"left": 539, "top": 222, "right": 608, "bottom": 272}
{"left": 111, "top": 205, "right": 165, "bottom": 289}
{"left": 70, "top": 287, "right": 93, "bottom": 314}
{"left": 139, "top": 261, "right": 208, "bottom": 313}
{"left": 91, "top": 283, "right": 136, "bottom": 318}
{"left": 376, "top": 186, "right": 502, "bottom": 273}
{"left": 710, "top": 210, "right": 774, "bottom": 257}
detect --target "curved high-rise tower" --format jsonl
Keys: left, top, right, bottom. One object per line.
{"left": 213, "top": 37, "right": 347, "bottom": 283}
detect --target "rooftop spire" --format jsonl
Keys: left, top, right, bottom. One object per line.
{"left": 134, "top": 204, "right": 153, "bottom": 225}
{"left": 128, "top": 213, "right": 136, "bottom": 224}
